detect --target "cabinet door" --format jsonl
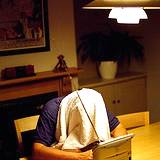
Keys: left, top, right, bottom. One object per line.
{"left": 93, "top": 84, "right": 116, "bottom": 114}
{"left": 116, "top": 78, "right": 147, "bottom": 115}
{"left": 61, "top": 76, "right": 72, "bottom": 96}
{"left": 92, "top": 77, "right": 147, "bottom": 116}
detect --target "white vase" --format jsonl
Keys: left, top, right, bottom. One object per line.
{"left": 99, "top": 61, "right": 117, "bottom": 79}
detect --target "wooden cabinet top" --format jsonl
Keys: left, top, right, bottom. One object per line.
{"left": 79, "top": 72, "right": 147, "bottom": 88}
{"left": 0, "top": 67, "right": 81, "bottom": 102}
{"left": 0, "top": 67, "right": 80, "bottom": 87}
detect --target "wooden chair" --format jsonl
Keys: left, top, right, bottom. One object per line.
{"left": 117, "top": 111, "right": 149, "bottom": 130}
{"left": 14, "top": 115, "right": 39, "bottom": 160}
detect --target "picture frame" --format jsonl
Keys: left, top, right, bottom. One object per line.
{"left": 0, "top": 0, "right": 50, "bottom": 56}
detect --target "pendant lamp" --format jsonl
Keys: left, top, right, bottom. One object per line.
{"left": 83, "top": 0, "right": 160, "bottom": 24}
{"left": 108, "top": 7, "right": 148, "bottom": 24}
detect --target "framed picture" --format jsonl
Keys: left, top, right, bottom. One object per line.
{"left": 0, "top": 0, "right": 50, "bottom": 56}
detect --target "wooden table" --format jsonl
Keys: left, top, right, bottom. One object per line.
{"left": 128, "top": 122, "right": 160, "bottom": 160}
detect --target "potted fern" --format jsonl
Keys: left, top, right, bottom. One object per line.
{"left": 77, "top": 31, "right": 144, "bottom": 79}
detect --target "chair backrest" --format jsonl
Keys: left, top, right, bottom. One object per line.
{"left": 14, "top": 115, "right": 39, "bottom": 159}
{"left": 117, "top": 111, "right": 149, "bottom": 130}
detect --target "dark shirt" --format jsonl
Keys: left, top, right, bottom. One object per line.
{"left": 34, "top": 97, "right": 120, "bottom": 146}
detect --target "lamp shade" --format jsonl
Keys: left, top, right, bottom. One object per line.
{"left": 109, "top": 7, "right": 148, "bottom": 24}
{"left": 83, "top": 0, "right": 160, "bottom": 9}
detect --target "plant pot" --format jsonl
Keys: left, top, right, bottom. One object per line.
{"left": 99, "top": 61, "right": 117, "bottom": 79}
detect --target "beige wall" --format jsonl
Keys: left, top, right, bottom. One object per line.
{"left": 75, "top": 2, "right": 146, "bottom": 80}
{"left": 0, "top": 0, "right": 77, "bottom": 76}
{"left": 143, "top": 10, "right": 160, "bottom": 122}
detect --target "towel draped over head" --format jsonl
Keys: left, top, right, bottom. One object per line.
{"left": 54, "top": 88, "right": 111, "bottom": 150}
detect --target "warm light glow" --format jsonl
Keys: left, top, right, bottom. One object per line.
{"left": 108, "top": 7, "right": 148, "bottom": 24}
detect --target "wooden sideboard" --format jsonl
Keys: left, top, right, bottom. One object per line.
{"left": 0, "top": 67, "right": 80, "bottom": 102}
{"left": 0, "top": 68, "right": 80, "bottom": 159}
{"left": 79, "top": 72, "right": 147, "bottom": 115}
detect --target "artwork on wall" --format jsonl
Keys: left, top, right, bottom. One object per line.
{"left": 0, "top": 0, "right": 50, "bottom": 56}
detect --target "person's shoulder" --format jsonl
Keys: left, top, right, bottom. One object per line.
{"left": 46, "top": 96, "right": 64, "bottom": 106}
{"left": 43, "top": 96, "right": 64, "bottom": 112}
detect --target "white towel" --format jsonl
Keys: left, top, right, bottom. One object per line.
{"left": 55, "top": 88, "right": 111, "bottom": 150}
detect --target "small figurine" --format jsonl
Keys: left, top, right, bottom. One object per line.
{"left": 54, "top": 54, "right": 68, "bottom": 72}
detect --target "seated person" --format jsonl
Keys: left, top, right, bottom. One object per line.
{"left": 32, "top": 89, "right": 127, "bottom": 160}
